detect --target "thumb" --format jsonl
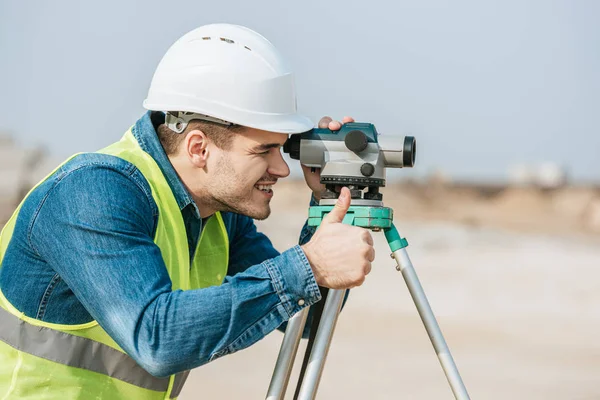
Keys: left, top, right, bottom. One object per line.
{"left": 322, "top": 187, "right": 351, "bottom": 224}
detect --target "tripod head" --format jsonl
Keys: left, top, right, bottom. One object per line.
{"left": 283, "top": 123, "right": 416, "bottom": 204}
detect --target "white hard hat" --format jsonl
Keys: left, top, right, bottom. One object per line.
{"left": 143, "top": 24, "right": 313, "bottom": 134}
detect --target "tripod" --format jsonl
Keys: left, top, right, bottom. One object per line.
{"left": 265, "top": 199, "right": 471, "bottom": 400}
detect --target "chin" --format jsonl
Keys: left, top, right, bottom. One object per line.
{"left": 211, "top": 192, "right": 272, "bottom": 219}
{"left": 248, "top": 207, "right": 271, "bottom": 221}
{"left": 222, "top": 201, "right": 271, "bottom": 220}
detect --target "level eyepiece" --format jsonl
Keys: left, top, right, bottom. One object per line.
{"left": 283, "top": 134, "right": 301, "bottom": 160}
{"left": 403, "top": 136, "right": 416, "bottom": 167}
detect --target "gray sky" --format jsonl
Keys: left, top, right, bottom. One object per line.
{"left": 1, "top": 0, "right": 599, "bottom": 183}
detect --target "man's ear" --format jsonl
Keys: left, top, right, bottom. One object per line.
{"left": 185, "top": 129, "right": 210, "bottom": 168}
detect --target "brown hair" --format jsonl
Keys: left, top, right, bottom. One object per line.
{"left": 157, "top": 120, "right": 243, "bottom": 155}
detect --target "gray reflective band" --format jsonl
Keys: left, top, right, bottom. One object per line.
{"left": 171, "top": 370, "right": 190, "bottom": 398}
{"left": 0, "top": 307, "right": 171, "bottom": 393}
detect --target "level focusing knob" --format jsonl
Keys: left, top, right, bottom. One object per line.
{"left": 360, "top": 163, "right": 375, "bottom": 177}
{"left": 344, "top": 130, "right": 368, "bottom": 153}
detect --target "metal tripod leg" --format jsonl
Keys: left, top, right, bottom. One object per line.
{"left": 294, "top": 288, "right": 345, "bottom": 400}
{"left": 266, "top": 289, "right": 344, "bottom": 400}
{"left": 266, "top": 308, "right": 310, "bottom": 400}
{"left": 386, "top": 225, "right": 470, "bottom": 400}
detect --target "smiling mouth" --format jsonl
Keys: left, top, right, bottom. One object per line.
{"left": 254, "top": 183, "right": 273, "bottom": 194}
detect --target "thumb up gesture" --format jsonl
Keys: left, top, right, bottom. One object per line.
{"left": 301, "top": 187, "right": 375, "bottom": 289}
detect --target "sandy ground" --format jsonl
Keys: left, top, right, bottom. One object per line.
{"left": 179, "top": 181, "right": 600, "bottom": 399}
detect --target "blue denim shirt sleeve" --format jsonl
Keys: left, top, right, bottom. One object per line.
{"left": 28, "top": 160, "right": 321, "bottom": 377}
{"left": 222, "top": 196, "right": 320, "bottom": 339}
{"left": 222, "top": 212, "right": 280, "bottom": 276}
{"left": 300, "top": 194, "right": 319, "bottom": 245}
{"left": 274, "top": 194, "right": 322, "bottom": 337}
{"left": 223, "top": 201, "right": 317, "bottom": 277}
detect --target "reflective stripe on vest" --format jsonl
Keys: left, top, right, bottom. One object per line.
{"left": 0, "top": 307, "right": 172, "bottom": 393}
{"left": 0, "top": 127, "right": 229, "bottom": 399}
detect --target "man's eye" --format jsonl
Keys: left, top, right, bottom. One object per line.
{"left": 259, "top": 150, "right": 270, "bottom": 155}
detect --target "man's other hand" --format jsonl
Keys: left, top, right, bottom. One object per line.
{"left": 301, "top": 116, "right": 355, "bottom": 201}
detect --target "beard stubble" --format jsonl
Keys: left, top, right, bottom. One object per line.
{"left": 199, "top": 154, "right": 273, "bottom": 220}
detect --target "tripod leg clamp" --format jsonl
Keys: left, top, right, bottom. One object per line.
{"left": 384, "top": 225, "right": 409, "bottom": 251}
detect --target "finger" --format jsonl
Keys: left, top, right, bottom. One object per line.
{"left": 361, "top": 244, "right": 375, "bottom": 263}
{"left": 328, "top": 120, "right": 342, "bottom": 131}
{"left": 321, "top": 187, "right": 350, "bottom": 224}
{"left": 361, "top": 230, "right": 374, "bottom": 246}
{"left": 368, "top": 246, "right": 375, "bottom": 262}
{"left": 318, "top": 116, "right": 333, "bottom": 129}
{"left": 363, "top": 261, "right": 372, "bottom": 276}
{"left": 354, "top": 272, "right": 367, "bottom": 287}
{"left": 342, "top": 116, "right": 355, "bottom": 123}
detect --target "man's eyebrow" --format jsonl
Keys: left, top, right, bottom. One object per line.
{"left": 253, "top": 143, "right": 283, "bottom": 151}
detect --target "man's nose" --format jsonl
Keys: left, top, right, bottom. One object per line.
{"left": 268, "top": 151, "right": 290, "bottom": 178}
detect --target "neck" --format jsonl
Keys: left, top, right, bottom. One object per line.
{"left": 191, "top": 194, "right": 217, "bottom": 219}
{"left": 169, "top": 154, "right": 217, "bottom": 219}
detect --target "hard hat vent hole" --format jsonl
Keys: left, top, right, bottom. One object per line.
{"left": 202, "top": 37, "right": 211, "bottom": 40}
{"left": 220, "top": 37, "right": 234, "bottom": 44}
{"left": 244, "top": 46, "right": 252, "bottom": 51}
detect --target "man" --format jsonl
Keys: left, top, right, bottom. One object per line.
{"left": 0, "top": 24, "right": 374, "bottom": 399}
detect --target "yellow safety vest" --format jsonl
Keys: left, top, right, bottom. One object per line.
{"left": 0, "top": 129, "right": 229, "bottom": 399}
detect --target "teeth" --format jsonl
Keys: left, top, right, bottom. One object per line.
{"left": 256, "top": 184, "right": 272, "bottom": 192}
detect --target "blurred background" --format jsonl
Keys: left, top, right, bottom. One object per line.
{"left": 1, "top": 0, "right": 599, "bottom": 398}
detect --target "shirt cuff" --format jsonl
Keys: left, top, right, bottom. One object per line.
{"left": 265, "top": 245, "right": 321, "bottom": 318}
{"left": 310, "top": 193, "right": 319, "bottom": 207}
{"left": 299, "top": 194, "right": 319, "bottom": 245}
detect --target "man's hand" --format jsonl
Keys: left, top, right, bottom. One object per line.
{"left": 301, "top": 116, "right": 355, "bottom": 201}
{"left": 301, "top": 187, "right": 374, "bottom": 289}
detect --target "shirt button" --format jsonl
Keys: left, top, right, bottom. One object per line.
{"left": 298, "top": 299, "right": 305, "bottom": 306}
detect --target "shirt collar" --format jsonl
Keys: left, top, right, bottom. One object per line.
{"left": 131, "top": 111, "right": 201, "bottom": 219}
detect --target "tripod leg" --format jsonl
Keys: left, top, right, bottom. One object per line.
{"left": 296, "top": 288, "right": 346, "bottom": 400}
{"left": 293, "top": 287, "right": 328, "bottom": 400}
{"left": 386, "top": 225, "right": 471, "bottom": 400}
{"left": 266, "top": 307, "right": 310, "bottom": 400}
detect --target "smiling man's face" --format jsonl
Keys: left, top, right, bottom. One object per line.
{"left": 196, "top": 127, "right": 290, "bottom": 220}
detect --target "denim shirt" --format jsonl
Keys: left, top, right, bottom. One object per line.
{"left": 0, "top": 111, "right": 320, "bottom": 377}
